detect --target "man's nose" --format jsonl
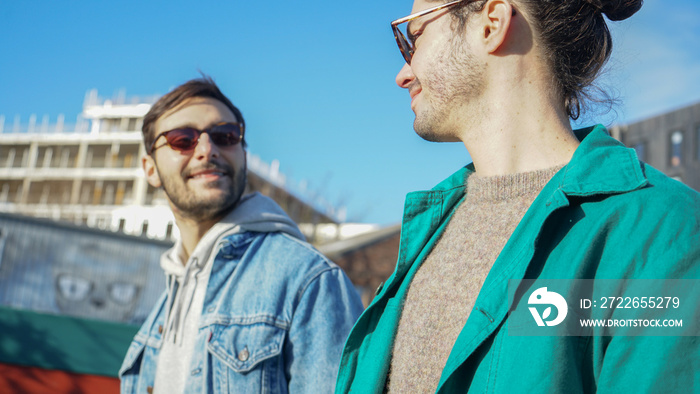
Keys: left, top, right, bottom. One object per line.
{"left": 395, "top": 63, "right": 415, "bottom": 88}
{"left": 194, "top": 133, "right": 219, "bottom": 159}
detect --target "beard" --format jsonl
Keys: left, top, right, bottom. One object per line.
{"left": 412, "top": 35, "right": 485, "bottom": 142}
{"left": 157, "top": 159, "right": 247, "bottom": 222}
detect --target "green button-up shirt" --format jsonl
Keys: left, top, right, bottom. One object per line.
{"left": 336, "top": 125, "right": 700, "bottom": 393}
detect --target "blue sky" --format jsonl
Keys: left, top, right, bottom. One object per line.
{"left": 1, "top": 0, "right": 699, "bottom": 225}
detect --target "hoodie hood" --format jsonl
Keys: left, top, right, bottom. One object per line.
{"left": 160, "top": 192, "right": 305, "bottom": 276}
{"left": 159, "top": 192, "right": 305, "bottom": 344}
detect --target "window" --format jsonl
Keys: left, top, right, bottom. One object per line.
{"left": 104, "top": 184, "right": 115, "bottom": 205}
{"left": 43, "top": 148, "right": 53, "bottom": 168}
{"left": 166, "top": 222, "right": 174, "bottom": 239}
{"left": 104, "top": 118, "right": 120, "bottom": 132}
{"left": 633, "top": 142, "right": 646, "bottom": 162}
{"left": 670, "top": 130, "right": 683, "bottom": 167}
{"left": 40, "top": 184, "right": 50, "bottom": 204}
{"left": 5, "top": 148, "right": 15, "bottom": 168}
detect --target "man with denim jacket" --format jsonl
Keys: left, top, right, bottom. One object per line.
{"left": 336, "top": 0, "right": 699, "bottom": 393}
{"left": 119, "top": 76, "right": 363, "bottom": 393}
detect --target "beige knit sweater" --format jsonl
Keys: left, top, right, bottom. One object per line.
{"left": 386, "top": 165, "right": 564, "bottom": 393}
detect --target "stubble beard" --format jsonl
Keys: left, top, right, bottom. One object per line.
{"left": 158, "top": 160, "right": 247, "bottom": 222}
{"left": 413, "top": 35, "right": 485, "bottom": 142}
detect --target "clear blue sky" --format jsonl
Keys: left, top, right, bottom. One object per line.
{"left": 1, "top": 0, "right": 699, "bottom": 225}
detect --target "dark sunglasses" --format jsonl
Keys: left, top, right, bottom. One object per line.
{"left": 149, "top": 122, "right": 245, "bottom": 154}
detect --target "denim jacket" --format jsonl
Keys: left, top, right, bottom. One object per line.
{"left": 119, "top": 230, "right": 364, "bottom": 393}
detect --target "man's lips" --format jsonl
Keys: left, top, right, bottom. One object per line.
{"left": 187, "top": 168, "right": 229, "bottom": 179}
{"left": 409, "top": 86, "right": 422, "bottom": 106}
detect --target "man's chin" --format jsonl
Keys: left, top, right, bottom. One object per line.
{"left": 177, "top": 199, "right": 236, "bottom": 222}
{"left": 413, "top": 115, "right": 462, "bottom": 143}
{"left": 195, "top": 192, "right": 237, "bottom": 210}
{"left": 414, "top": 126, "right": 456, "bottom": 143}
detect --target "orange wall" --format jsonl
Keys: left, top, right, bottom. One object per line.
{"left": 0, "top": 364, "right": 119, "bottom": 394}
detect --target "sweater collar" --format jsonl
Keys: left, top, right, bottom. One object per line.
{"left": 427, "top": 124, "right": 648, "bottom": 199}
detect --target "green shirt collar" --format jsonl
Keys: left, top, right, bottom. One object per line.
{"left": 426, "top": 124, "right": 648, "bottom": 198}
{"left": 560, "top": 124, "right": 648, "bottom": 196}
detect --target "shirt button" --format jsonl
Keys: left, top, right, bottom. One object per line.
{"left": 375, "top": 282, "right": 384, "bottom": 296}
{"left": 238, "top": 347, "right": 249, "bottom": 362}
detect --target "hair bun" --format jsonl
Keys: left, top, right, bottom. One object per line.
{"left": 600, "top": 0, "right": 643, "bottom": 21}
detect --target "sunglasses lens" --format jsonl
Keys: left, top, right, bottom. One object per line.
{"left": 165, "top": 128, "right": 199, "bottom": 151}
{"left": 209, "top": 123, "right": 242, "bottom": 146}
{"left": 156, "top": 123, "right": 243, "bottom": 153}
{"left": 393, "top": 25, "right": 413, "bottom": 64}
{"left": 401, "top": 37, "right": 413, "bottom": 64}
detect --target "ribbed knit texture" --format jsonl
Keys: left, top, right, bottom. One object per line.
{"left": 386, "top": 165, "right": 564, "bottom": 393}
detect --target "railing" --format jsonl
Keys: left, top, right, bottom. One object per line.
{"left": 0, "top": 115, "right": 89, "bottom": 134}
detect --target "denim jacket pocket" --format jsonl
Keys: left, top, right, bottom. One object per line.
{"left": 119, "top": 339, "right": 146, "bottom": 377}
{"left": 207, "top": 322, "right": 285, "bottom": 372}
{"left": 119, "top": 339, "right": 149, "bottom": 394}
{"left": 206, "top": 321, "right": 287, "bottom": 393}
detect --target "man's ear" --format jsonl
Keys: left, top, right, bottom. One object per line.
{"left": 480, "top": 0, "right": 514, "bottom": 54}
{"left": 142, "top": 154, "right": 162, "bottom": 188}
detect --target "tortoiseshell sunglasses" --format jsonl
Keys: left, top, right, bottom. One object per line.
{"left": 148, "top": 122, "right": 245, "bottom": 154}
{"left": 391, "top": 0, "right": 473, "bottom": 64}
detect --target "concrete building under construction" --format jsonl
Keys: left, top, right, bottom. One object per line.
{"left": 0, "top": 90, "right": 344, "bottom": 241}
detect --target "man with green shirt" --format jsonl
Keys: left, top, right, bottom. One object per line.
{"left": 336, "top": 0, "right": 700, "bottom": 392}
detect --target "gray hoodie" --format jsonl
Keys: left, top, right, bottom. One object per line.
{"left": 153, "top": 192, "right": 305, "bottom": 394}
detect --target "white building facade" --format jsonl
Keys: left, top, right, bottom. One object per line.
{"left": 0, "top": 90, "right": 345, "bottom": 241}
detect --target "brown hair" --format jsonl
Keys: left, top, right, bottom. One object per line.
{"left": 142, "top": 76, "right": 246, "bottom": 153}
{"left": 449, "top": 0, "right": 643, "bottom": 120}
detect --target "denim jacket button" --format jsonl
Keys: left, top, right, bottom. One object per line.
{"left": 147, "top": 386, "right": 153, "bottom": 394}
{"left": 158, "top": 325, "right": 163, "bottom": 334}
{"left": 238, "top": 347, "right": 249, "bottom": 362}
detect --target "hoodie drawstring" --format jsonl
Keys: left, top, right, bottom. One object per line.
{"left": 163, "top": 258, "right": 202, "bottom": 345}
